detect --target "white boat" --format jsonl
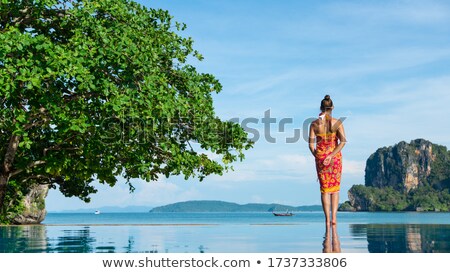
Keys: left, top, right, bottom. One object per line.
{"left": 94, "top": 210, "right": 100, "bottom": 215}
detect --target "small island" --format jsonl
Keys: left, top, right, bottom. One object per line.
{"left": 340, "top": 139, "right": 450, "bottom": 212}
{"left": 150, "top": 200, "right": 322, "bottom": 213}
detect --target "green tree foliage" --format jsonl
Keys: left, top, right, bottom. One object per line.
{"left": 347, "top": 185, "right": 449, "bottom": 212}
{"left": 350, "top": 185, "right": 407, "bottom": 212}
{"left": 428, "top": 144, "right": 450, "bottom": 189}
{"left": 409, "top": 185, "right": 449, "bottom": 211}
{"left": 0, "top": 0, "right": 252, "bottom": 223}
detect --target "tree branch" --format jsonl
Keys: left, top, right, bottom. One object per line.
{"left": 9, "top": 160, "right": 47, "bottom": 178}
{"left": 23, "top": 116, "right": 50, "bottom": 130}
{"left": 43, "top": 135, "right": 80, "bottom": 156}
{"left": 63, "top": 91, "right": 102, "bottom": 102}
{"left": 21, "top": 174, "right": 51, "bottom": 184}
{"left": 9, "top": 6, "right": 70, "bottom": 27}
{"left": 44, "top": 146, "right": 80, "bottom": 156}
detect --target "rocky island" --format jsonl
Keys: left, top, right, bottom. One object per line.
{"left": 340, "top": 139, "right": 450, "bottom": 212}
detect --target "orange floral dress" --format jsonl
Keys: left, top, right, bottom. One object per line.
{"left": 315, "top": 131, "right": 342, "bottom": 194}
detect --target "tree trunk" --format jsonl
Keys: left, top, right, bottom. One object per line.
{"left": 0, "top": 174, "right": 8, "bottom": 213}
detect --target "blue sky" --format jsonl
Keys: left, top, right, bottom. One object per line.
{"left": 46, "top": 0, "right": 450, "bottom": 211}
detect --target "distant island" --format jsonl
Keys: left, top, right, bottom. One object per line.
{"left": 150, "top": 200, "right": 322, "bottom": 213}
{"left": 340, "top": 139, "right": 450, "bottom": 212}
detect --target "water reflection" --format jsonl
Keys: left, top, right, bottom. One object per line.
{"left": 350, "top": 224, "right": 450, "bottom": 253}
{"left": 2, "top": 223, "right": 450, "bottom": 253}
{"left": 0, "top": 225, "right": 206, "bottom": 253}
{"left": 0, "top": 226, "right": 104, "bottom": 253}
{"left": 52, "top": 227, "right": 96, "bottom": 253}
{"left": 0, "top": 225, "right": 48, "bottom": 253}
{"left": 322, "top": 225, "right": 341, "bottom": 253}
{"left": 124, "top": 236, "right": 135, "bottom": 253}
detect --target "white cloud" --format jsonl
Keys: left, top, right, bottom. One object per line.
{"left": 343, "top": 75, "right": 450, "bottom": 149}
{"left": 229, "top": 46, "right": 450, "bottom": 98}
{"left": 46, "top": 178, "right": 206, "bottom": 210}
{"left": 133, "top": 180, "right": 188, "bottom": 205}
{"left": 209, "top": 153, "right": 317, "bottom": 183}
{"left": 327, "top": 1, "right": 450, "bottom": 25}
{"left": 208, "top": 168, "right": 261, "bottom": 182}
{"left": 250, "top": 195, "right": 264, "bottom": 203}
{"left": 343, "top": 160, "right": 366, "bottom": 176}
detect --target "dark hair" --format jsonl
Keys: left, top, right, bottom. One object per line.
{"left": 320, "top": 95, "right": 333, "bottom": 112}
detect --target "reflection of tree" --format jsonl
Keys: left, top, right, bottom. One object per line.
{"left": 350, "top": 224, "right": 450, "bottom": 253}
{"left": 0, "top": 225, "right": 101, "bottom": 253}
{"left": 95, "top": 245, "right": 116, "bottom": 253}
{"left": 0, "top": 225, "right": 47, "bottom": 253}
{"left": 51, "top": 227, "right": 95, "bottom": 253}
{"left": 2, "top": 226, "right": 213, "bottom": 253}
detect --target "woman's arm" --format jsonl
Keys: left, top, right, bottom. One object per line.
{"left": 323, "top": 120, "right": 346, "bottom": 165}
{"left": 331, "top": 120, "right": 346, "bottom": 157}
{"left": 308, "top": 122, "right": 316, "bottom": 156}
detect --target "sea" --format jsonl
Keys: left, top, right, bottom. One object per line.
{"left": 1, "top": 212, "right": 450, "bottom": 253}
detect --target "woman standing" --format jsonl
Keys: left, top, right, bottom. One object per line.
{"left": 309, "top": 95, "right": 346, "bottom": 225}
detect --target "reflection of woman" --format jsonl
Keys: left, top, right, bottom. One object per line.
{"left": 322, "top": 225, "right": 341, "bottom": 253}
{"left": 309, "top": 95, "right": 346, "bottom": 226}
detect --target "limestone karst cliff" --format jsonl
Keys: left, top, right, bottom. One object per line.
{"left": 12, "top": 185, "right": 48, "bottom": 224}
{"left": 341, "top": 139, "right": 450, "bottom": 211}
{"left": 365, "top": 139, "right": 435, "bottom": 192}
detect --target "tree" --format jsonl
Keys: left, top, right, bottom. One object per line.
{"left": 0, "top": 0, "right": 252, "bottom": 223}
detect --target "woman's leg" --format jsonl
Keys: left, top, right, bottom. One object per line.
{"left": 321, "top": 193, "right": 331, "bottom": 225}
{"left": 331, "top": 192, "right": 339, "bottom": 224}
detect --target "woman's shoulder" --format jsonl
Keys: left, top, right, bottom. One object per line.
{"left": 331, "top": 117, "right": 344, "bottom": 128}
{"left": 311, "top": 118, "right": 321, "bottom": 126}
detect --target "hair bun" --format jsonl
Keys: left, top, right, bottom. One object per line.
{"left": 324, "top": 95, "right": 331, "bottom": 100}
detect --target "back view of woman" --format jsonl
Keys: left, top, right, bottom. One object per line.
{"left": 308, "top": 95, "right": 346, "bottom": 226}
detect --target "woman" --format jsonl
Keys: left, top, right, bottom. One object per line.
{"left": 309, "top": 95, "right": 346, "bottom": 226}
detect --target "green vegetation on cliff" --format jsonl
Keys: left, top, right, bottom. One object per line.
{"left": 428, "top": 144, "right": 450, "bottom": 189}
{"left": 344, "top": 185, "right": 450, "bottom": 212}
